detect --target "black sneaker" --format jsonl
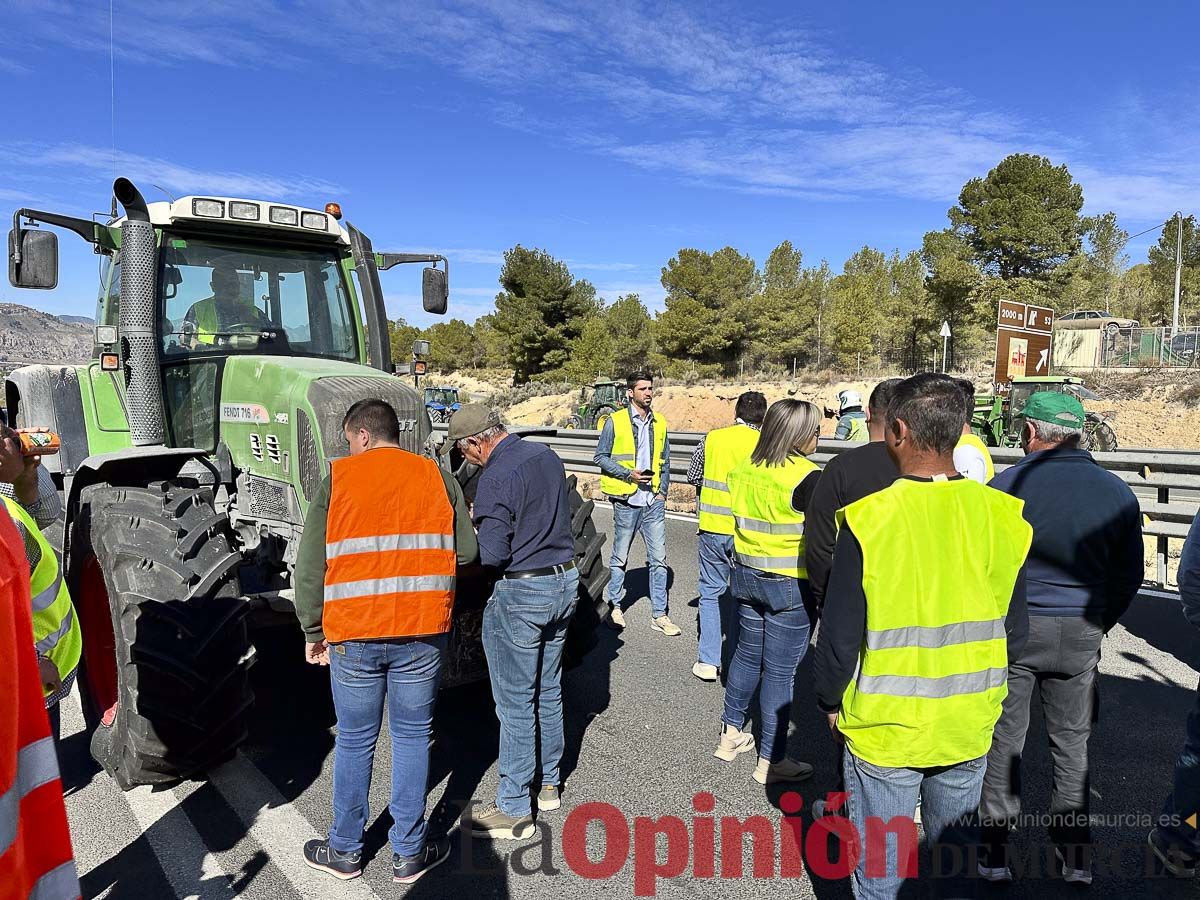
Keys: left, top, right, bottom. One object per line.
{"left": 303, "top": 838, "right": 362, "bottom": 880}
{"left": 393, "top": 836, "right": 452, "bottom": 884}
{"left": 1148, "top": 828, "right": 1199, "bottom": 877}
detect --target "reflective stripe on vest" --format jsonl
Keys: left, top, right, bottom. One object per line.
{"left": 1, "top": 497, "right": 81, "bottom": 692}
{"left": 956, "top": 432, "right": 996, "bottom": 482}
{"left": 697, "top": 424, "right": 760, "bottom": 535}
{"left": 728, "top": 454, "right": 818, "bottom": 579}
{"left": 835, "top": 478, "right": 1032, "bottom": 769}
{"left": 322, "top": 449, "right": 457, "bottom": 642}
{"left": 0, "top": 737, "right": 60, "bottom": 855}
{"left": 600, "top": 407, "right": 667, "bottom": 498}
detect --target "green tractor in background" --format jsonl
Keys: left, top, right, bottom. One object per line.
{"left": 566, "top": 378, "right": 628, "bottom": 430}
{"left": 5, "top": 179, "right": 609, "bottom": 789}
{"left": 972, "top": 376, "right": 1118, "bottom": 452}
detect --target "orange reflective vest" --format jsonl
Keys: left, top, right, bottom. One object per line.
{"left": 0, "top": 509, "right": 80, "bottom": 900}
{"left": 323, "top": 448, "right": 456, "bottom": 642}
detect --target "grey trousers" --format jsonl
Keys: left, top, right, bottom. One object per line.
{"left": 980, "top": 615, "right": 1103, "bottom": 855}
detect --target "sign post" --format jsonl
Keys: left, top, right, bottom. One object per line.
{"left": 992, "top": 301, "right": 1054, "bottom": 393}
{"left": 939, "top": 321, "right": 952, "bottom": 372}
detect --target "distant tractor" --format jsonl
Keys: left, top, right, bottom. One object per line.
{"left": 566, "top": 379, "right": 628, "bottom": 430}
{"left": 424, "top": 386, "right": 462, "bottom": 423}
{"left": 972, "top": 376, "right": 1118, "bottom": 451}
{"left": 4, "top": 178, "right": 609, "bottom": 790}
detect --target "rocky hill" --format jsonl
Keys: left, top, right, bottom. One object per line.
{"left": 0, "top": 302, "right": 93, "bottom": 374}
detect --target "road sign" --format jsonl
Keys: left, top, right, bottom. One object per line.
{"left": 993, "top": 300, "right": 1054, "bottom": 392}
{"left": 939, "top": 321, "right": 952, "bottom": 338}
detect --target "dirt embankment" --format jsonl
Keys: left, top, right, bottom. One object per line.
{"left": 496, "top": 371, "right": 1200, "bottom": 448}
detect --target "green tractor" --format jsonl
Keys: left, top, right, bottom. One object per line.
{"left": 566, "top": 378, "right": 628, "bottom": 430}
{"left": 972, "top": 376, "right": 1118, "bottom": 452}
{"left": 5, "top": 179, "right": 609, "bottom": 789}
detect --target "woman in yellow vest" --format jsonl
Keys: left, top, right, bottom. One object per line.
{"left": 714, "top": 399, "right": 822, "bottom": 785}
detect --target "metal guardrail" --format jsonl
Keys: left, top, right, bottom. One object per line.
{"left": 434, "top": 425, "right": 1198, "bottom": 588}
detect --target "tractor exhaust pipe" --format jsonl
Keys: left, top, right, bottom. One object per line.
{"left": 114, "top": 178, "right": 166, "bottom": 446}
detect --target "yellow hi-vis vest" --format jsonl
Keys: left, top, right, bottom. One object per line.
{"left": 601, "top": 407, "right": 667, "bottom": 497}
{"left": 835, "top": 478, "right": 1031, "bottom": 769}
{"left": 1, "top": 497, "right": 81, "bottom": 696}
{"left": 844, "top": 416, "right": 868, "bottom": 442}
{"left": 188, "top": 297, "right": 267, "bottom": 345}
{"left": 729, "top": 454, "right": 819, "bottom": 578}
{"left": 956, "top": 433, "right": 996, "bottom": 482}
{"left": 698, "top": 424, "right": 760, "bottom": 535}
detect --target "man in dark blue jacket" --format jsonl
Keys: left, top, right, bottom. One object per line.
{"left": 1149, "top": 514, "right": 1200, "bottom": 876}
{"left": 978, "top": 391, "right": 1143, "bottom": 885}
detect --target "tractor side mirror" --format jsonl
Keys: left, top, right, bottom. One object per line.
{"left": 8, "top": 227, "right": 58, "bottom": 289}
{"left": 422, "top": 266, "right": 448, "bottom": 315}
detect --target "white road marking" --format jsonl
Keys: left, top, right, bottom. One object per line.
{"left": 122, "top": 781, "right": 237, "bottom": 900}
{"left": 208, "top": 754, "right": 384, "bottom": 900}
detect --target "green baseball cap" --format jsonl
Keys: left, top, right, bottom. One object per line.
{"left": 447, "top": 403, "right": 502, "bottom": 441}
{"left": 1018, "top": 391, "right": 1085, "bottom": 429}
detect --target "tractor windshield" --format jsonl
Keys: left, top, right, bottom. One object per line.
{"left": 158, "top": 237, "right": 358, "bottom": 362}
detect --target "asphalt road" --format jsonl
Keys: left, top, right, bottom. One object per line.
{"left": 62, "top": 505, "right": 1200, "bottom": 899}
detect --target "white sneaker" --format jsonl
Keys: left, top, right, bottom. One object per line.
{"left": 1056, "top": 849, "right": 1092, "bottom": 885}
{"left": 977, "top": 863, "right": 1013, "bottom": 883}
{"left": 692, "top": 662, "right": 718, "bottom": 682}
{"left": 752, "top": 757, "right": 814, "bottom": 785}
{"left": 652, "top": 615, "right": 681, "bottom": 636}
{"left": 713, "top": 724, "right": 755, "bottom": 761}
{"left": 608, "top": 605, "right": 626, "bottom": 628}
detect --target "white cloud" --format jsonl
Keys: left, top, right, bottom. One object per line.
{"left": 0, "top": 142, "right": 340, "bottom": 202}
{"left": 10, "top": 1, "right": 1200, "bottom": 227}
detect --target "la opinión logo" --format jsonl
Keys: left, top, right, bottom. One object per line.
{"left": 459, "top": 791, "right": 918, "bottom": 895}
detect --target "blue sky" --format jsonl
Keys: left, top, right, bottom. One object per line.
{"left": 3, "top": 0, "right": 1199, "bottom": 326}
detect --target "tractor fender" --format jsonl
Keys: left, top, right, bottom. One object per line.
{"left": 63, "top": 446, "right": 217, "bottom": 562}
{"left": 5, "top": 364, "right": 90, "bottom": 476}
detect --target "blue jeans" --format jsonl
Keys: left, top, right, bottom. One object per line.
{"left": 1159, "top": 680, "right": 1200, "bottom": 856}
{"left": 328, "top": 634, "right": 447, "bottom": 858}
{"left": 482, "top": 570, "right": 578, "bottom": 817}
{"left": 607, "top": 498, "right": 669, "bottom": 617}
{"left": 697, "top": 532, "right": 734, "bottom": 666}
{"left": 721, "top": 565, "right": 811, "bottom": 763}
{"left": 844, "top": 750, "right": 986, "bottom": 900}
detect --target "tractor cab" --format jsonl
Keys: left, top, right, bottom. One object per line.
{"left": 972, "top": 376, "right": 1116, "bottom": 451}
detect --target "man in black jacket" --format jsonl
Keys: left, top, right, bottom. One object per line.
{"left": 805, "top": 378, "right": 903, "bottom": 611}
{"left": 978, "top": 391, "right": 1143, "bottom": 885}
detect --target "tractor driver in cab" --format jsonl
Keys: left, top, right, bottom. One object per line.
{"left": 833, "top": 389, "right": 868, "bottom": 442}
{"left": 182, "top": 262, "right": 272, "bottom": 348}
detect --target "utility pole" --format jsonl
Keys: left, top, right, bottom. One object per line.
{"left": 1173, "top": 211, "right": 1184, "bottom": 337}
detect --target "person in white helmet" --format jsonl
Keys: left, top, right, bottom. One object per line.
{"left": 833, "top": 390, "right": 868, "bottom": 442}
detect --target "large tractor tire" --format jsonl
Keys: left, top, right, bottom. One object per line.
{"left": 69, "top": 481, "right": 255, "bottom": 790}
{"left": 1084, "top": 413, "right": 1118, "bottom": 452}
{"left": 564, "top": 473, "right": 611, "bottom": 666}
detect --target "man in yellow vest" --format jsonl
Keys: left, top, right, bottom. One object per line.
{"left": 593, "top": 372, "right": 677, "bottom": 636}
{"left": 812, "top": 373, "right": 1031, "bottom": 898}
{"left": 0, "top": 424, "right": 82, "bottom": 742}
{"left": 685, "top": 391, "right": 765, "bottom": 681}
{"left": 953, "top": 379, "right": 995, "bottom": 483}
{"left": 183, "top": 262, "right": 272, "bottom": 347}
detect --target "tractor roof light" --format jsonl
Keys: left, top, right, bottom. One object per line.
{"left": 229, "top": 201, "right": 260, "bottom": 221}
{"left": 324, "top": 202, "right": 342, "bottom": 220}
{"left": 269, "top": 206, "right": 298, "bottom": 226}
{"left": 301, "top": 211, "right": 327, "bottom": 231}
{"left": 192, "top": 198, "right": 224, "bottom": 218}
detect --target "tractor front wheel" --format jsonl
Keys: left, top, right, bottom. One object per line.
{"left": 1084, "top": 413, "right": 1118, "bottom": 452}
{"left": 70, "top": 481, "right": 255, "bottom": 790}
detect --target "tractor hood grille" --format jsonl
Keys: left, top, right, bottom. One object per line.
{"left": 299, "top": 376, "right": 431, "bottom": 498}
